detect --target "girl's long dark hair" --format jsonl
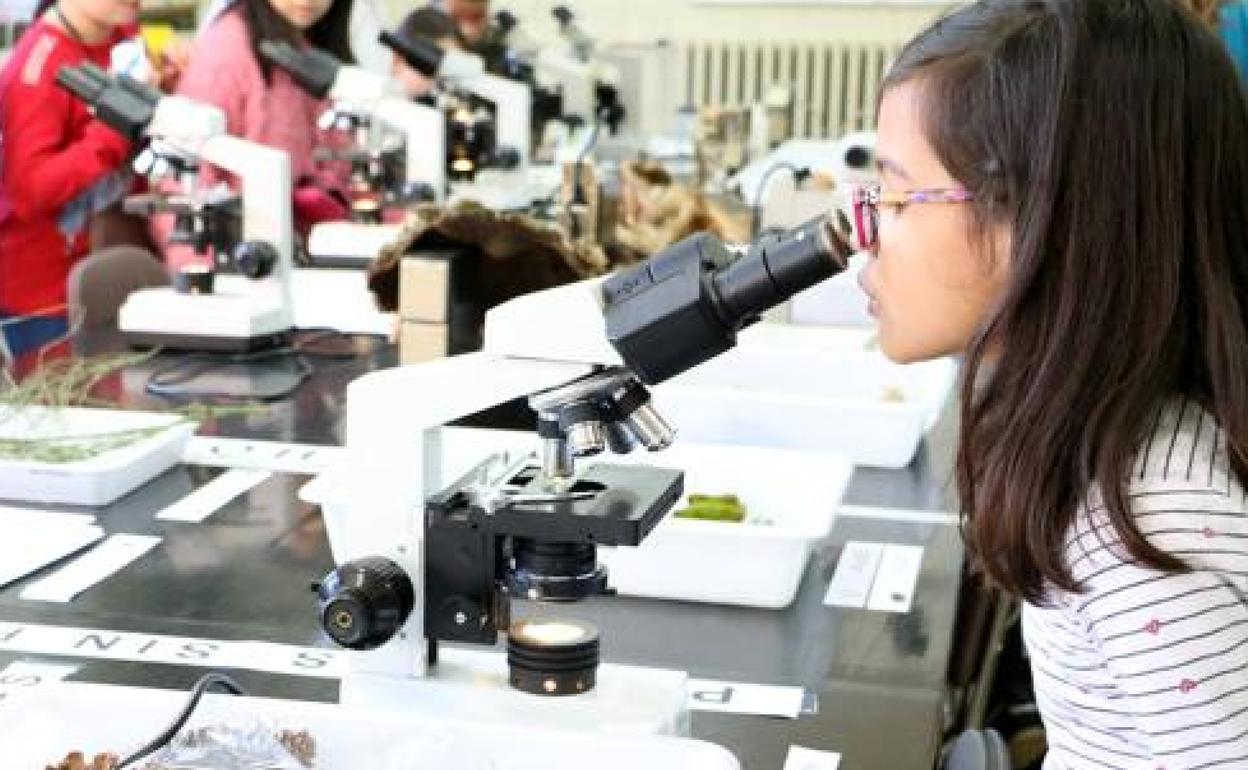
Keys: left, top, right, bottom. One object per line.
{"left": 884, "top": 0, "right": 1248, "bottom": 602}
{"left": 230, "top": 0, "right": 356, "bottom": 83}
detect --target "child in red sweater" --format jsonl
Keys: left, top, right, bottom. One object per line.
{"left": 0, "top": 0, "right": 146, "bottom": 357}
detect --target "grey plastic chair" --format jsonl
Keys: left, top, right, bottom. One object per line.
{"left": 943, "top": 729, "right": 1013, "bottom": 770}
{"left": 66, "top": 246, "right": 168, "bottom": 330}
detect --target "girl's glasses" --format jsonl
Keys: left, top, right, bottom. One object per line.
{"left": 851, "top": 184, "right": 975, "bottom": 251}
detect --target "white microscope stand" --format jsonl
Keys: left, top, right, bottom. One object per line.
{"left": 461, "top": 72, "right": 532, "bottom": 170}
{"left": 327, "top": 291, "right": 688, "bottom": 734}
{"left": 304, "top": 67, "right": 448, "bottom": 268}
{"left": 331, "top": 66, "right": 447, "bottom": 202}
{"left": 537, "top": 48, "right": 596, "bottom": 126}
{"left": 119, "top": 101, "right": 297, "bottom": 350}
{"left": 445, "top": 73, "right": 537, "bottom": 210}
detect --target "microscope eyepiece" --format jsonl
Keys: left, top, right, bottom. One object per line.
{"left": 55, "top": 62, "right": 160, "bottom": 143}
{"left": 712, "top": 215, "right": 847, "bottom": 322}
{"left": 259, "top": 39, "right": 340, "bottom": 99}
{"left": 379, "top": 29, "right": 445, "bottom": 78}
{"left": 55, "top": 62, "right": 109, "bottom": 104}
{"left": 603, "top": 213, "right": 852, "bottom": 385}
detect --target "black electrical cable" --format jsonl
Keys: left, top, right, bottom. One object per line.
{"left": 143, "top": 346, "right": 313, "bottom": 401}
{"left": 116, "top": 672, "right": 247, "bottom": 768}
{"left": 142, "top": 330, "right": 383, "bottom": 400}
{"left": 750, "top": 161, "right": 811, "bottom": 237}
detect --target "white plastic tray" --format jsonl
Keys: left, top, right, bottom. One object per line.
{"left": 0, "top": 681, "right": 739, "bottom": 769}
{"left": 653, "top": 348, "right": 957, "bottom": 468}
{"left": 305, "top": 428, "right": 853, "bottom": 609}
{"left": 595, "top": 441, "right": 853, "bottom": 608}
{"left": 0, "top": 406, "right": 196, "bottom": 506}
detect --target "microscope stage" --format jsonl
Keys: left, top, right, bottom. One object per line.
{"left": 429, "top": 460, "right": 684, "bottom": 548}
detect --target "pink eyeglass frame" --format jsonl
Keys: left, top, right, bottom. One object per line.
{"left": 851, "top": 184, "right": 975, "bottom": 250}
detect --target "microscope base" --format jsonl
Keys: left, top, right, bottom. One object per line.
{"left": 339, "top": 646, "right": 690, "bottom": 736}
{"left": 119, "top": 285, "right": 294, "bottom": 352}
{"left": 123, "top": 329, "right": 292, "bottom": 353}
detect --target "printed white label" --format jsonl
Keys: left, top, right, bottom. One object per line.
{"left": 686, "top": 678, "right": 805, "bottom": 719}
{"left": 0, "top": 512, "right": 104, "bottom": 589}
{"left": 783, "top": 745, "right": 842, "bottom": 770}
{"left": 824, "top": 541, "right": 885, "bottom": 609}
{"left": 156, "top": 468, "right": 272, "bottom": 523}
{"left": 0, "top": 622, "right": 344, "bottom": 679}
{"left": 20, "top": 534, "right": 160, "bottom": 603}
{"left": 182, "top": 437, "right": 344, "bottom": 475}
{"left": 838, "top": 504, "right": 959, "bottom": 526}
{"left": 0, "top": 661, "right": 78, "bottom": 707}
{"left": 866, "top": 544, "right": 925, "bottom": 614}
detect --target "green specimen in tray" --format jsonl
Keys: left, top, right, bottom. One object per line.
{"left": 674, "top": 493, "right": 748, "bottom": 523}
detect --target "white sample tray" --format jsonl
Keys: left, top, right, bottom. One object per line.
{"left": 595, "top": 441, "right": 853, "bottom": 608}
{"left": 0, "top": 681, "right": 739, "bottom": 769}
{"left": 305, "top": 428, "right": 852, "bottom": 610}
{"left": 653, "top": 349, "right": 957, "bottom": 468}
{"left": 0, "top": 406, "right": 196, "bottom": 506}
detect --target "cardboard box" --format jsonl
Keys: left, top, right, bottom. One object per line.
{"left": 399, "top": 321, "right": 449, "bottom": 365}
{"left": 399, "top": 254, "right": 451, "bottom": 323}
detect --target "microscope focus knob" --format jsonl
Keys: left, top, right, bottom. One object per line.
{"left": 315, "top": 557, "right": 414, "bottom": 651}
{"left": 233, "top": 240, "right": 279, "bottom": 280}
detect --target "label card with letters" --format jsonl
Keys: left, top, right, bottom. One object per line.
{"left": 823, "top": 541, "right": 885, "bottom": 609}
{"left": 182, "top": 437, "right": 344, "bottom": 476}
{"left": 0, "top": 622, "right": 344, "bottom": 679}
{"left": 0, "top": 661, "right": 78, "bottom": 707}
{"left": 866, "top": 544, "right": 925, "bottom": 614}
{"left": 156, "top": 468, "right": 272, "bottom": 523}
{"left": 20, "top": 534, "right": 160, "bottom": 603}
{"left": 686, "top": 678, "right": 805, "bottom": 719}
{"left": 824, "top": 541, "right": 925, "bottom": 614}
{"left": 783, "top": 745, "right": 842, "bottom": 770}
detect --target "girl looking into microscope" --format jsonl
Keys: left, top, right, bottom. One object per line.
{"left": 153, "top": 0, "right": 357, "bottom": 269}
{"left": 0, "top": 0, "right": 153, "bottom": 357}
{"left": 857, "top": 1, "right": 1248, "bottom": 766}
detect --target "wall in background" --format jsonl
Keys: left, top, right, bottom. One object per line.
{"left": 379, "top": 0, "right": 951, "bottom": 45}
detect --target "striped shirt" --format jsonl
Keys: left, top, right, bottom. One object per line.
{"left": 1023, "top": 398, "right": 1248, "bottom": 770}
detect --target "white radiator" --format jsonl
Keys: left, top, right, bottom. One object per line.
{"left": 681, "top": 40, "right": 902, "bottom": 138}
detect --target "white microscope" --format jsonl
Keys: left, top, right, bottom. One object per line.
{"left": 259, "top": 39, "right": 449, "bottom": 208}
{"left": 379, "top": 30, "right": 535, "bottom": 209}
{"left": 310, "top": 214, "right": 853, "bottom": 733}
{"left": 57, "top": 63, "right": 296, "bottom": 351}
{"left": 529, "top": 6, "right": 626, "bottom": 164}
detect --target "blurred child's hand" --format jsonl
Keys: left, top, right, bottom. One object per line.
{"left": 153, "top": 37, "right": 190, "bottom": 93}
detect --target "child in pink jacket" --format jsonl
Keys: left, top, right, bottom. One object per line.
{"left": 154, "top": 0, "right": 355, "bottom": 270}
